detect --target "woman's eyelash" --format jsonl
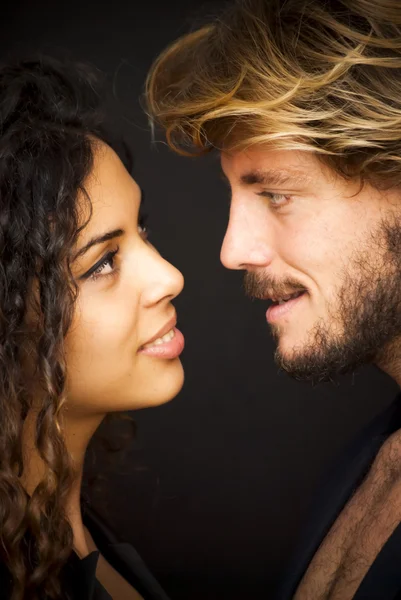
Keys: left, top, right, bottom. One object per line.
{"left": 81, "top": 247, "right": 119, "bottom": 281}
{"left": 79, "top": 212, "right": 150, "bottom": 282}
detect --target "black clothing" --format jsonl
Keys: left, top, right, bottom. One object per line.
{"left": 0, "top": 502, "right": 171, "bottom": 600}
{"left": 275, "top": 394, "right": 401, "bottom": 600}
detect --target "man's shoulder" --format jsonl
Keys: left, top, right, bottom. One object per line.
{"left": 273, "top": 394, "right": 401, "bottom": 600}
{"left": 326, "top": 394, "right": 401, "bottom": 482}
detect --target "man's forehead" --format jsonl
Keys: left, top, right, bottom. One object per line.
{"left": 220, "top": 149, "right": 317, "bottom": 186}
{"left": 239, "top": 168, "right": 313, "bottom": 187}
{"left": 220, "top": 164, "right": 314, "bottom": 188}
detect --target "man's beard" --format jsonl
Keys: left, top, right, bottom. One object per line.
{"left": 244, "top": 218, "right": 401, "bottom": 383}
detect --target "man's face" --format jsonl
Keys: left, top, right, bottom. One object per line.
{"left": 220, "top": 148, "right": 401, "bottom": 382}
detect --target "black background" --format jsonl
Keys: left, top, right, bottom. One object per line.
{"left": 0, "top": 1, "right": 399, "bottom": 598}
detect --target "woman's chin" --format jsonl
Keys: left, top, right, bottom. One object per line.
{"left": 157, "top": 359, "right": 185, "bottom": 406}
{"left": 133, "top": 359, "right": 185, "bottom": 410}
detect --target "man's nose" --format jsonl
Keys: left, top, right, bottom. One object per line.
{"left": 220, "top": 208, "right": 274, "bottom": 270}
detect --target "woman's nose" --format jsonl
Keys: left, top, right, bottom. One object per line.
{"left": 141, "top": 246, "right": 184, "bottom": 308}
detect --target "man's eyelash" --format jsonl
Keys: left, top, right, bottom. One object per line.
{"left": 257, "top": 191, "right": 292, "bottom": 208}
{"left": 138, "top": 211, "right": 150, "bottom": 238}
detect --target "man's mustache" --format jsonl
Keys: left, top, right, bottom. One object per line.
{"left": 243, "top": 271, "right": 306, "bottom": 300}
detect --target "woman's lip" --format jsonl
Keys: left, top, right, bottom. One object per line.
{"left": 137, "top": 327, "right": 185, "bottom": 359}
{"left": 140, "top": 315, "right": 177, "bottom": 348}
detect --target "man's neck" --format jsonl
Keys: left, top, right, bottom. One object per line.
{"left": 375, "top": 338, "right": 401, "bottom": 387}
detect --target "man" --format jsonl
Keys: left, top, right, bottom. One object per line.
{"left": 145, "top": 0, "right": 401, "bottom": 598}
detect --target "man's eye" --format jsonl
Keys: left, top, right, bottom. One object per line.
{"left": 258, "top": 191, "right": 292, "bottom": 208}
{"left": 80, "top": 247, "right": 119, "bottom": 281}
{"left": 138, "top": 212, "right": 150, "bottom": 239}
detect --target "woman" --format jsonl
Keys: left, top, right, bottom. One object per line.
{"left": 0, "top": 55, "right": 184, "bottom": 600}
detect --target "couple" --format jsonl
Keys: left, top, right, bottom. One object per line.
{"left": 1, "top": 0, "right": 401, "bottom": 598}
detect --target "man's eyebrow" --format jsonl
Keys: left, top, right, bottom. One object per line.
{"left": 73, "top": 229, "right": 124, "bottom": 261}
{"left": 240, "top": 169, "right": 312, "bottom": 187}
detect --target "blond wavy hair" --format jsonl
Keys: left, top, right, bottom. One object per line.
{"left": 146, "top": 0, "right": 401, "bottom": 189}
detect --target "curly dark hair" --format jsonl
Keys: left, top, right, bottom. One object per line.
{"left": 0, "top": 55, "right": 114, "bottom": 600}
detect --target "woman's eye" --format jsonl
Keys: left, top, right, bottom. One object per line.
{"left": 80, "top": 247, "right": 119, "bottom": 282}
{"left": 91, "top": 252, "right": 116, "bottom": 279}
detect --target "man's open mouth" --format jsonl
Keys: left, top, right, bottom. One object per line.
{"left": 269, "top": 290, "right": 306, "bottom": 306}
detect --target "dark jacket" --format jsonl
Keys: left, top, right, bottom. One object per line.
{"left": 275, "top": 393, "right": 401, "bottom": 600}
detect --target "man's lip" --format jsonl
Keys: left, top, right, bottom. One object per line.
{"left": 265, "top": 290, "right": 306, "bottom": 302}
{"left": 140, "top": 315, "right": 177, "bottom": 348}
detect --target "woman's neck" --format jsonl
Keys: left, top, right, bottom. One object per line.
{"left": 20, "top": 407, "right": 106, "bottom": 554}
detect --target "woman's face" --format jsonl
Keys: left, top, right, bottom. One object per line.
{"left": 65, "top": 141, "right": 185, "bottom": 414}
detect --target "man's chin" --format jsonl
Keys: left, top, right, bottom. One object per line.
{"left": 272, "top": 332, "right": 307, "bottom": 362}
{"left": 274, "top": 339, "right": 364, "bottom": 383}
{"left": 274, "top": 343, "right": 306, "bottom": 376}
{"left": 273, "top": 334, "right": 337, "bottom": 382}
{"left": 271, "top": 324, "right": 348, "bottom": 382}
{"left": 274, "top": 348, "right": 327, "bottom": 382}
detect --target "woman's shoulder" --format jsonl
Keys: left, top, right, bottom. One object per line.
{"left": 0, "top": 504, "right": 171, "bottom": 600}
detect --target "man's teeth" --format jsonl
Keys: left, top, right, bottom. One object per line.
{"left": 143, "top": 328, "right": 175, "bottom": 349}
{"left": 274, "top": 292, "right": 303, "bottom": 305}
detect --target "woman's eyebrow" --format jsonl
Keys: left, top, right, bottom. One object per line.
{"left": 72, "top": 229, "right": 124, "bottom": 261}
